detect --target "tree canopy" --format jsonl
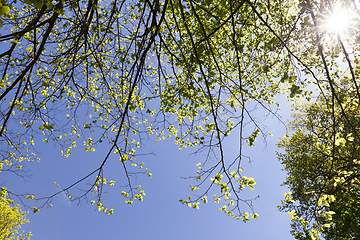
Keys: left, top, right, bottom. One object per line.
{"left": 0, "top": 0, "right": 359, "bottom": 237}
{"left": 278, "top": 78, "right": 360, "bottom": 239}
{"left": 0, "top": 188, "right": 31, "bottom": 240}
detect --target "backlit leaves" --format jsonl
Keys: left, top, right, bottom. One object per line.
{"left": 0, "top": 189, "right": 31, "bottom": 239}
{"left": 1, "top": 0, "right": 346, "bottom": 224}
{"left": 278, "top": 80, "right": 360, "bottom": 239}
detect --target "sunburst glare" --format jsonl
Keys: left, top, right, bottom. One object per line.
{"left": 322, "top": 7, "right": 353, "bottom": 34}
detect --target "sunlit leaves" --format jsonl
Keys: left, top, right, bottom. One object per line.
{"left": 246, "top": 129, "right": 260, "bottom": 147}
{"left": 278, "top": 79, "right": 360, "bottom": 239}
{"left": 181, "top": 168, "right": 257, "bottom": 220}
{"left": 32, "top": 207, "right": 39, "bottom": 213}
{"left": 0, "top": 5, "right": 10, "bottom": 15}
{"left": 0, "top": 188, "right": 31, "bottom": 240}
{"left": 0, "top": 0, "right": 317, "bottom": 223}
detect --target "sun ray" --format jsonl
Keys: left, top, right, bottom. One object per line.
{"left": 322, "top": 7, "right": 353, "bottom": 34}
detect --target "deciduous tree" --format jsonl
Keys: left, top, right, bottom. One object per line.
{"left": 0, "top": 188, "right": 31, "bottom": 240}
{"left": 0, "top": 0, "right": 294, "bottom": 220}
{"left": 276, "top": 0, "right": 360, "bottom": 238}
{"left": 0, "top": 0, "right": 359, "bottom": 230}
{"left": 278, "top": 72, "right": 360, "bottom": 239}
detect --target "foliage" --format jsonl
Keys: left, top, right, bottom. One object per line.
{"left": 0, "top": 0, "right": 359, "bottom": 233}
{"left": 0, "top": 0, "right": 297, "bottom": 220}
{"left": 0, "top": 188, "right": 31, "bottom": 240}
{"left": 278, "top": 79, "right": 360, "bottom": 239}
{"left": 275, "top": 0, "right": 360, "bottom": 238}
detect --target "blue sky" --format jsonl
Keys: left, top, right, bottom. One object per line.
{"left": 6, "top": 97, "right": 294, "bottom": 240}
{"left": 1, "top": 1, "right": 356, "bottom": 239}
{"left": 0, "top": 7, "right": 295, "bottom": 237}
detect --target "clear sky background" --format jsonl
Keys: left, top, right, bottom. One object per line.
{"left": 3, "top": 96, "right": 296, "bottom": 240}
{"left": 0, "top": 12, "right": 295, "bottom": 238}
{"left": 3, "top": 0, "right": 359, "bottom": 239}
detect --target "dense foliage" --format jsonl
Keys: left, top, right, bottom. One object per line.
{"left": 0, "top": 188, "right": 31, "bottom": 240}
{"left": 275, "top": 0, "right": 360, "bottom": 238}
{"left": 278, "top": 29, "right": 360, "bottom": 240}
{"left": 278, "top": 83, "right": 360, "bottom": 239}
{"left": 0, "top": 0, "right": 359, "bottom": 237}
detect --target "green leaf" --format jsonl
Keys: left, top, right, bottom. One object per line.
{"left": 33, "top": 207, "right": 39, "bottom": 213}
{"left": 0, "top": 6, "right": 10, "bottom": 15}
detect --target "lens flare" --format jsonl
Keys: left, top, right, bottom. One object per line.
{"left": 322, "top": 7, "right": 352, "bottom": 34}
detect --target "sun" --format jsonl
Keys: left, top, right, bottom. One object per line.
{"left": 322, "top": 7, "right": 352, "bottom": 34}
